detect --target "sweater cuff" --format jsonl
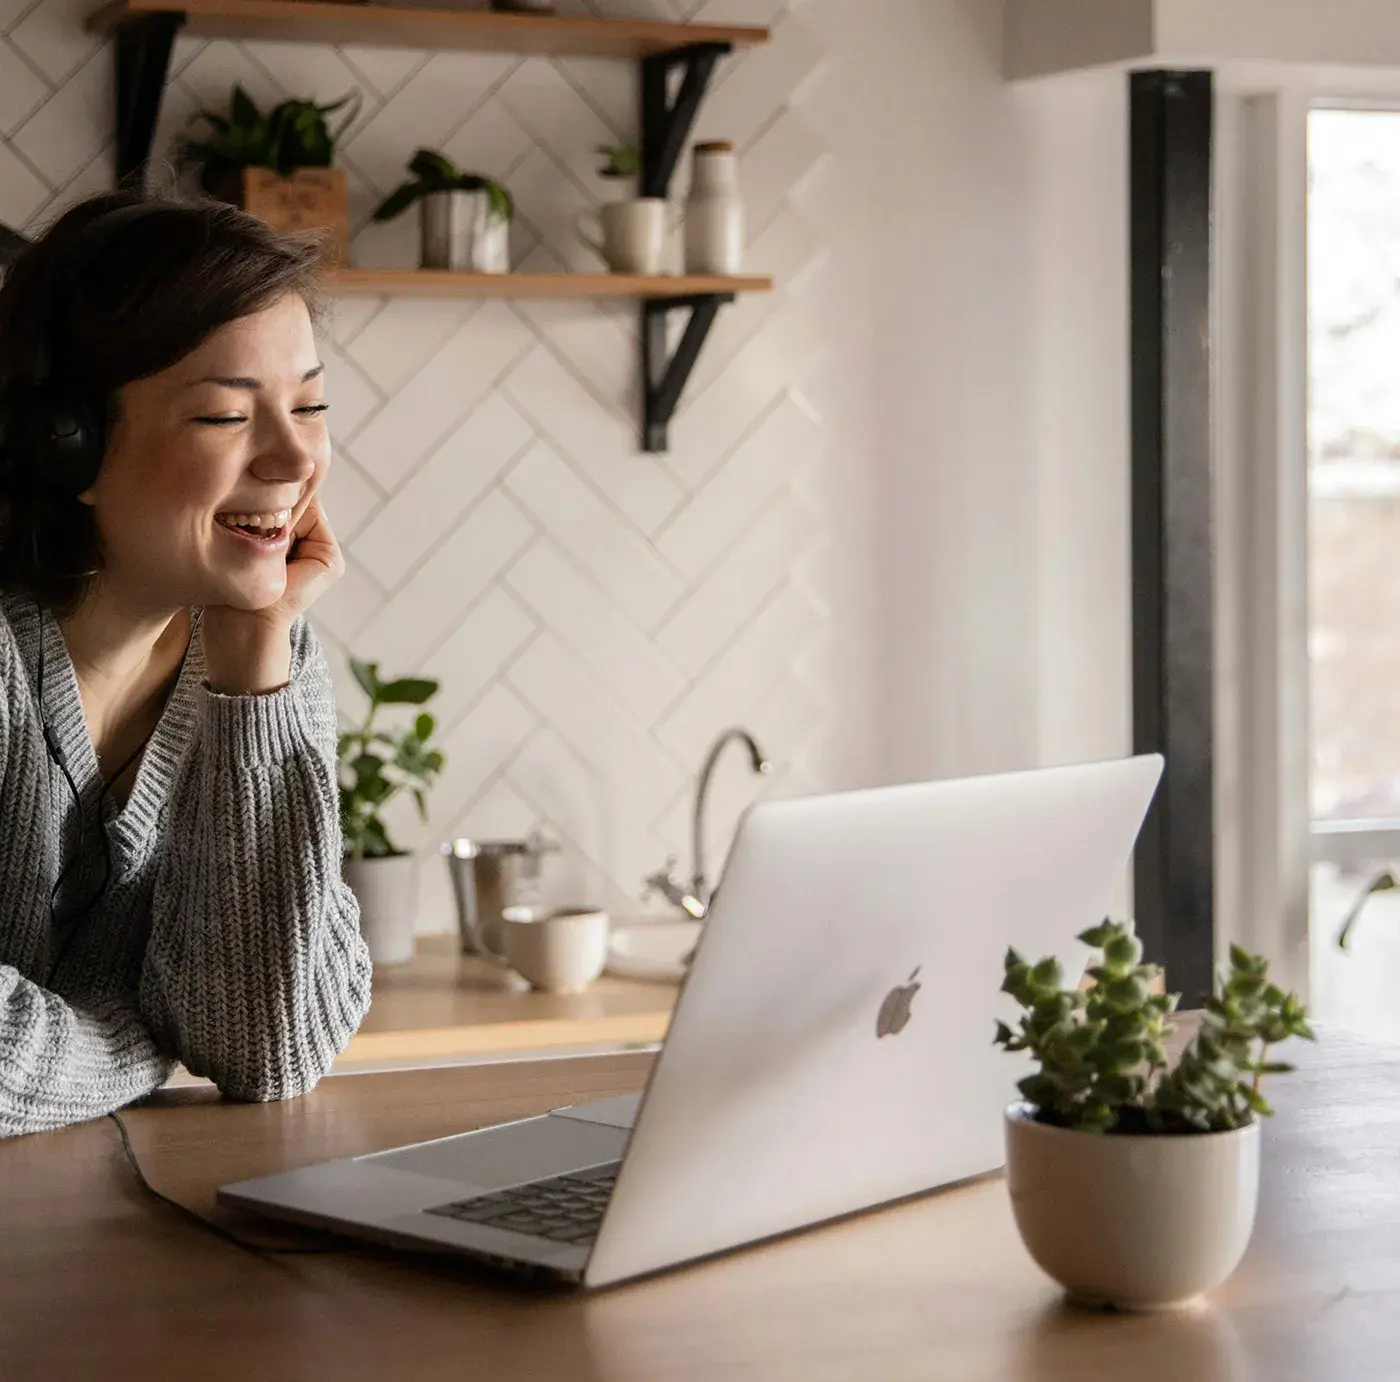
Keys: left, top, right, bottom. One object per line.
{"left": 200, "top": 680, "right": 310, "bottom": 767}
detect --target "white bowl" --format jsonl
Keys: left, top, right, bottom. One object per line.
{"left": 605, "top": 919, "right": 703, "bottom": 983}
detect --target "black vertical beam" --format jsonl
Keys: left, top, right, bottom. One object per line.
{"left": 1130, "top": 70, "right": 1215, "bottom": 1004}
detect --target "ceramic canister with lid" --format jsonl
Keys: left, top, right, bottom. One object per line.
{"left": 684, "top": 140, "right": 744, "bottom": 274}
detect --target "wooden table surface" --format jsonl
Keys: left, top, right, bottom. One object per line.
{"left": 4, "top": 1030, "right": 1399, "bottom": 1381}
{"left": 339, "top": 933, "right": 676, "bottom": 1068}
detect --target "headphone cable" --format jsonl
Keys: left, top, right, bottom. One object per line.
{"left": 107, "top": 1111, "right": 343, "bottom": 1258}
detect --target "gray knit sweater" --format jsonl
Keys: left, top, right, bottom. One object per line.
{"left": 0, "top": 593, "right": 372, "bottom": 1138}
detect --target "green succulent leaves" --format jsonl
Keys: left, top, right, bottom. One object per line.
{"left": 994, "top": 920, "right": 1314, "bottom": 1135}
{"left": 372, "top": 148, "right": 514, "bottom": 224}
{"left": 595, "top": 144, "right": 641, "bottom": 179}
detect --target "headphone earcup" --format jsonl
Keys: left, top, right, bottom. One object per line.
{"left": 34, "top": 386, "right": 104, "bottom": 497}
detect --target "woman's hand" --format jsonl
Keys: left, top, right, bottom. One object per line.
{"left": 202, "top": 498, "right": 345, "bottom": 694}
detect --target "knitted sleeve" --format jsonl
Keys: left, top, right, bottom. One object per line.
{"left": 0, "top": 626, "right": 174, "bottom": 1138}
{"left": 140, "top": 618, "right": 372, "bottom": 1102}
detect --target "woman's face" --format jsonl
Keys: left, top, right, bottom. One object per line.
{"left": 84, "top": 291, "right": 329, "bottom": 614}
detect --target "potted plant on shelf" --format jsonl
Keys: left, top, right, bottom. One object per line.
{"left": 996, "top": 920, "right": 1314, "bottom": 1312}
{"left": 178, "top": 85, "right": 360, "bottom": 262}
{"left": 596, "top": 143, "right": 641, "bottom": 195}
{"left": 372, "top": 149, "right": 513, "bottom": 273}
{"left": 578, "top": 144, "right": 670, "bottom": 275}
{"left": 339, "top": 657, "right": 445, "bottom": 966}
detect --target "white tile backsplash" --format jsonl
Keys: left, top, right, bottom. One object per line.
{"left": 351, "top": 392, "right": 532, "bottom": 588}
{"left": 0, "top": 38, "right": 47, "bottom": 138}
{"left": 500, "top": 440, "right": 685, "bottom": 627}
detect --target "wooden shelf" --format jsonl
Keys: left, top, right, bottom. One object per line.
{"left": 326, "top": 267, "right": 773, "bottom": 300}
{"left": 87, "top": 0, "right": 769, "bottom": 57}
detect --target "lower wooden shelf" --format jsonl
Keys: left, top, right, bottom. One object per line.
{"left": 326, "top": 267, "right": 773, "bottom": 300}
{"left": 334, "top": 933, "right": 677, "bottom": 1069}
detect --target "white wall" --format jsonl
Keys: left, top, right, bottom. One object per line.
{"left": 1008, "top": 0, "right": 1400, "bottom": 79}
{"left": 1023, "top": 73, "right": 1131, "bottom": 771}
{"left": 1005, "top": 0, "right": 1152, "bottom": 81}
{"left": 1161, "top": 1, "right": 1400, "bottom": 70}
{"left": 806, "top": 2, "right": 1130, "bottom": 789}
{"left": 0, "top": 0, "right": 1134, "bottom": 929}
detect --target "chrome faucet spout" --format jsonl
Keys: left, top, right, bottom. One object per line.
{"left": 692, "top": 727, "right": 772, "bottom": 909}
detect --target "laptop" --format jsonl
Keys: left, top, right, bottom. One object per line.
{"left": 220, "top": 755, "right": 1163, "bottom": 1289}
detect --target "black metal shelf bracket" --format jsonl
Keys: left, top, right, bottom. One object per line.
{"left": 115, "top": 12, "right": 185, "bottom": 188}
{"left": 637, "top": 41, "right": 738, "bottom": 450}
{"left": 642, "top": 292, "right": 733, "bottom": 454}
{"left": 640, "top": 42, "right": 731, "bottom": 200}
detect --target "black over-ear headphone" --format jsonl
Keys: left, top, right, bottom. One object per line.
{"left": 0, "top": 199, "right": 187, "bottom": 982}
{"left": 0, "top": 200, "right": 175, "bottom": 500}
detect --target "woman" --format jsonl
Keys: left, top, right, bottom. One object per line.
{"left": 0, "top": 191, "right": 372, "bottom": 1137}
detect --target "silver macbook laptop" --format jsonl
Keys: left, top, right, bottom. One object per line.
{"left": 220, "top": 755, "right": 1162, "bottom": 1289}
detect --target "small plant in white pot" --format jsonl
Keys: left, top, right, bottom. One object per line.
{"left": 373, "top": 149, "right": 513, "bottom": 273}
{"left": 996, "top": 920, "right": 1313, "bottom": 1312}
{"left": 339, "top": 658, "right": 444, "bottom": 966}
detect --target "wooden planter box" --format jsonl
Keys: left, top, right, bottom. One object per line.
{"left": 208, "top": 167, "right": 350, "bottom": 264}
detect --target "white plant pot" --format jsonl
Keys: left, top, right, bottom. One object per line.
{"left": 1004, "top": 1102, "right": 1261, "bottom": 1311}
{"left": 344, "top": 854, "right": 419, "bottom": 966}
{"left": 419, "top": 189, "right": 509, "bottom": 273}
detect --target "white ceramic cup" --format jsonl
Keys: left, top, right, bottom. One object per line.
{"left": 577, "top": 199, "right": 675, "bottom": 274}
{"left": 496, "top": 906, "right": 610, "bottom": 994}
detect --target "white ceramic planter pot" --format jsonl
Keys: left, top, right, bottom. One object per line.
{"left": 343, "top": 854, "right": 419, "bottom": 966}
{"left": 1004, "top": 1102, "right": 1260, "bottom": 1311}
{"left": 419, "top": 189, "right": 509, "bottom": 273}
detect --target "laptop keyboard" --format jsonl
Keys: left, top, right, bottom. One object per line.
{"left": 425, "top": 1161, "right": 621, "bottom": 1247}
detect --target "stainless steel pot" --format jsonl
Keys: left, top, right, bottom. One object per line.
{"left": 442, "top": 836, "right": 554, "bottom": 956}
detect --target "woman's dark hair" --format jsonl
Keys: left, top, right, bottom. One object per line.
{"left": 0, "top": 191, "right": 326, "bottom": 614}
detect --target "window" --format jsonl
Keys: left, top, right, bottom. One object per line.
{"left": 1308, "top": 107, "right": 1400, "bottom": 1037}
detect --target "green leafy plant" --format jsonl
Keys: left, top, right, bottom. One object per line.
{"left": 179, "top": 85, "right": 361, "bottom": 188}
{"left": 338, "top": 659, "right": 445, "bottom": 860}
{"left": 372, "top": 149, "right": 513, "bottom": 224}
{"left": 995, "top": 920, "right": 1314, "bottom": 1135}
{"left": 595, "top": 143, "right": 641, "bottom": 179}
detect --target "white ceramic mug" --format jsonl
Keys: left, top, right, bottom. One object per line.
{"left": 490, "top": 906, "right": 610, "bottom": 994}
{"left": 577, "top": 199, "right": 676, "bottom": 274}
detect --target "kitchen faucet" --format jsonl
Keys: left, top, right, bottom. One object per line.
{"left": 644, "top": 727, "right": 772, "bottom": 919}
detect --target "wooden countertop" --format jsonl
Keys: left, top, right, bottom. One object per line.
{"left": 4, "top": 1027, "right": 1398, "bottom": 1379}
{"left": 338, "top": 934, "right": 676, "bottom": 1068}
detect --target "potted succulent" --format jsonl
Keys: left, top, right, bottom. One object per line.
{"left": 996, "top": 920, "right": 1313, "bottom": 1311}
{"left": 373, "top": 149, "right": 513, "bottom": 273}
{"left": 596, "top": 143, "right": 641, "bottom": 194}
{"left": 178, "top": 85, "right": 360, "bottom": 261}
{"left": 339, "top": 658, "right": 445, "bottom": 966}
{"left": 579, "top": 144, "right": 671, "bottom": 274}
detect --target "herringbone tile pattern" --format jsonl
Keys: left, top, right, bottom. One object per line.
{"left": 0, "top": 0, "right": 831, "bottom": 923}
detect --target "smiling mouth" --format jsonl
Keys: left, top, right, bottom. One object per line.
{"left": 215, "top": 508, "right": 292, "bottom": 544}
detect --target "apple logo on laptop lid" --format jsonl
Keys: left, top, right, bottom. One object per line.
{"left": 876, "top": 967, "right": 921, "bottom": 1038}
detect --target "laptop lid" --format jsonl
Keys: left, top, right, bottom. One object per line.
{"left": 584, "top": 755, "right": 1162, "bottom": 1288}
